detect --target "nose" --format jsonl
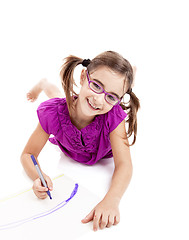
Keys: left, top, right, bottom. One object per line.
{"left": 93, "top": 92, "right": 105, "bottom": 104}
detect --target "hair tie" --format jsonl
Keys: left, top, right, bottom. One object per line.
{"left": 127, "top": 88, "right": 132, "bottom": 94}
{"left": 82, "top": 59, "right": 91, "bottom": 67}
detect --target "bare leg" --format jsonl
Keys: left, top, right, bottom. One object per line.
{"left": 27, "top": 78, "right": 63, "bottom": 102}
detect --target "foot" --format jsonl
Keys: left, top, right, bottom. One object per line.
{"left": 27, "top": 78, "right": 47, "bottom": 102}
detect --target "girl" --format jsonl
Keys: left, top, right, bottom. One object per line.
{"left": 21, "top": 51, "right": 140, "bottom": 231}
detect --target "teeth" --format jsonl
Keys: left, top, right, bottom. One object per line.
{"left": 89, "top": 100, "right": 99, "bottom": 109}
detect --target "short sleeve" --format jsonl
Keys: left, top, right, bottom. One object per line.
{"left": 106, "top": 104, "right": 127, "bottom": 132}
{"left": 37, "top": 98, "right": 62, "bottom": 136}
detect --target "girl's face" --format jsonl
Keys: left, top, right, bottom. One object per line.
{"left": 78, "top": 66, "right": 126, "bottom": 118}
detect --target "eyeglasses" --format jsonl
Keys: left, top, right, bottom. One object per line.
{"left": 86, "top": 71, "right": 121, "bottom": 105}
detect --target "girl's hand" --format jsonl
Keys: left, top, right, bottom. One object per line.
{"left": 32, "top": 175, "right": 53, "bottom": 199}
{"left": 81, "top": 197, "right": 120, "bottom": 231}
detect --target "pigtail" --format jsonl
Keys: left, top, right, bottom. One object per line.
{"left": 60, "top": 55, "right": 83, "bottom": 112}
{"left": 60, "top": 51, "right": 140, "bottom": 146}
{"left": 121, "top": 91, "right": 140, "bottom": 146}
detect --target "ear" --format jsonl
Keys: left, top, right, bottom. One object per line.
{"left": 80, "top": 69, "right": 86, "bottom": 85}
{"left": 132, "top": 65, "right": 137, "bottom": 88}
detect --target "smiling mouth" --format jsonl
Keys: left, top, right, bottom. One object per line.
{"left": 87, "top": 99, "right": 100, "bottom": 110}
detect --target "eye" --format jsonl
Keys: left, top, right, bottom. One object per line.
{"left": 91, "top": 82, "right": 101, "bottom": 91}
{"left": 107, "top": 94, "right": 116, "bottom": 102}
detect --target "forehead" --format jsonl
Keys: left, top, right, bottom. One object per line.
{"left": 89, "top": 66, "right": 127, "bottom": 96}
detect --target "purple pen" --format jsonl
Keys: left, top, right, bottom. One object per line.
{"left": 31, "top": 155, "right": 52, "bottom": 200}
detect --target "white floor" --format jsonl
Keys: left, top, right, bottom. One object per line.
{"left": 0, "top": 1, "right": 189, "bottom": 239}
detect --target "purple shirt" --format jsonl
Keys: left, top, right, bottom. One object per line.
{"left": 37, "top": 98, "right": 127, "bottom": 165}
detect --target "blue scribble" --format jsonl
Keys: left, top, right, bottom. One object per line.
{"left": 0, "top": 183, "right": 78, "bottom": 230}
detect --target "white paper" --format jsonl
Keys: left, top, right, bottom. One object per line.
{"left": 0, "top": 174, "right": 99, "bottom": 240}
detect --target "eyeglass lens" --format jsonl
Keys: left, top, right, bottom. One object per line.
{"left": 89, "top": 81, "right": 119, "bottom": 105}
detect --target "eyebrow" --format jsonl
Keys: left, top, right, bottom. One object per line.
{"left": 92, "top": 78, "right": 121, "bottom": 99}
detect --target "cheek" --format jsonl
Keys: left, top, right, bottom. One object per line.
{"left": 103, "top": 104, "right": 113, "bottom": 113}
{"left": 79, "top": 83, "right": 90, "bottom": 96}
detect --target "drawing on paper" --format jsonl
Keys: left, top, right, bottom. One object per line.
{"left": 0, "top": 183, "right": 78, "bottom": 231}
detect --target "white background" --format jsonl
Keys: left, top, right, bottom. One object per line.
{"left": 0, "top": 0, "right": 189, "bottom": 239}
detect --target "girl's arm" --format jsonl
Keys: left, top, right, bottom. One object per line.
{"left": 105, "top": 119, "right": 133, "bottom": 202}
{"left": 82, "top": 120, "right": 133, "bottom": 231}
{"left": 20, "top": 122, "right": 52, "bottom": 198}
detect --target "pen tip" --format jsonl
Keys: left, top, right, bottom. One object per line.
{"left": 47, "top": 191, "right": 52, "bottom": 200}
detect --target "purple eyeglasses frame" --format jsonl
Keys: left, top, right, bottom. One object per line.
{"left": 86, "top": 70, "right": 121, "bottom": 106}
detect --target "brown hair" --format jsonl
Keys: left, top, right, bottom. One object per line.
{"left": 60, "top": 51, "right": 140, "bottom": 145}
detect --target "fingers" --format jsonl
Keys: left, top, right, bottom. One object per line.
{"left": 82, "top": 210, "right": 102, "bottom": 231}
{"left": 82, "top": 198, "right": 120, "bottom": 231}
{"left": 82, "top": 210, "right": 120, "bottom": 231}
{"left": 32, "top": 177, "right": 52, "bottom": 199}
{"left": 106, "top": 214, "right": 114, "bottom": 228}
{"left": 100, "top": 213, "right": 120, "bottom": 230}
{"left": 93, "top": 212, "right": 101, "bottom": 231}
{"left": 94, "top": 212, "right": 120, "bottom": 231}
{"left": 33, "top": 178, "right": 47, "bottom": 191}
{"left": 114, "top": 215, "right": 120, "bottom": 226}
{"left": 45, "top": 175, "right": 53, "bottom": 191}
{"left": 81, "top": 209, "right": 95, "bottom": 223}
